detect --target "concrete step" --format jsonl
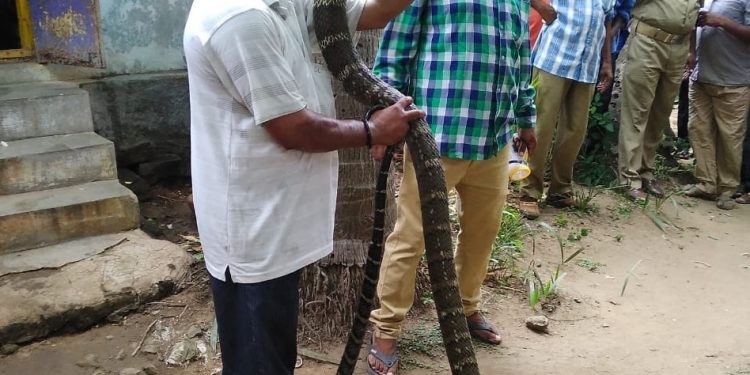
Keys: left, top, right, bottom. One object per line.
{"left": 0, "top": 82, "right": 94, "bottom": 142}
{"left": 0, "top": 232, "right": 132, "bottom": 276}
{"left": 0, "top": 180, "right": 139, "bottom": 254}
{"left": 0, "top": 229, "right": 191, "bottom": 345}
{"left": 0, "top": 63, "right": 55, "bottom": 85}
{"left": 0, "top": 63, "right": 101, "bottom": 85}
{"left": 0, "top": 132, "right": 117, "bottom": 195}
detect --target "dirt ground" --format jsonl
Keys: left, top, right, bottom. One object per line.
{"left": 1, "top": 182, "right": 749, "bottom": 375}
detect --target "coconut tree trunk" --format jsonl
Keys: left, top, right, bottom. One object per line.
{"left": 297, "top": 29, "right": 395, "bottom": 340}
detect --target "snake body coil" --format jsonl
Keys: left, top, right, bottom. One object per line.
{"left": 312, "top": 1, "right": 480, "bottom": 374}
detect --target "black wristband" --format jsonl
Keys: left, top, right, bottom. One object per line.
{"left": 363, "top": 105, "right": 386, "bottom": 149}
{"left": 362, "top": 118, "right": 373, "bottom": 149}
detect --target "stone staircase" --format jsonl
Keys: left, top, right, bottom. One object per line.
{"left": 0, "top": 78, "right": 190, "bottom": 346}
{"left": 0, "top": 82, "right": 139, "bottom": 253}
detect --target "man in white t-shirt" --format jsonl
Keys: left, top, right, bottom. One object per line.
{"left": 183, "top": 0, "right": 423, "bottom": 373}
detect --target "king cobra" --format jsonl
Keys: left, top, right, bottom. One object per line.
{"left": 313, "top": 2, "right": 480, "bottom": 374}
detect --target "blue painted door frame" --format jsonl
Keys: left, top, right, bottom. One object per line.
{"left": 29, "top": 0, "right": 104, "bottom": 67}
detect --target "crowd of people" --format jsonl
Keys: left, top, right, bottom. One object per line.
{"left": 183, "top": 0, "right": 750, "bottom": 374}
{"left": 522, "top": 0, "right": 750, "bottom": 218}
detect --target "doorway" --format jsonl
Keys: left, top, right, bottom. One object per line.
{"left": 0, "top": 0, "right": 33, "bottom": 59}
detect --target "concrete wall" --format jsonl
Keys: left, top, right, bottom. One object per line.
{"left": 81, "top": 73, "right": 191, "bottom": 184}
{"left": 99, "top": 0, "right": 192, "bottom": 74}
{"left": 79, "top": 1, "right": 194, "bottom": 184}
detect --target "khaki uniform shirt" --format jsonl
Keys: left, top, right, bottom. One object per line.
{"left": 631, "top": 0, "right": 701, "bottom": 34}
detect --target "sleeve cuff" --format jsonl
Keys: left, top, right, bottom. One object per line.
{"left": 255, "top": 98, "right": 307, "bottom": 126}
{"left": 517, "top": 117, "right": 536, "bottom": 129}
{"left": 347, "top": 0, "right": 367, "bottom": 33}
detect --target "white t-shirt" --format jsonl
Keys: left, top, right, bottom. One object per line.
{"left": 183, "top": 0, "right": 365, "bottom": 283}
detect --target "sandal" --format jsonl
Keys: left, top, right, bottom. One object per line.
{"left": 466, "top": 312, "right": 502, "bottom": 345}
{"left": 367, "top": 336, "right": 398, "bottom": 375}
{"left": 736, "top": 193, "right": 750, "bottom": 204}
{"left": 546, "top": 192, "right": 576, "bottom": 208}
{"left": 519, "top": 197, "right": 540, "bottom": 220}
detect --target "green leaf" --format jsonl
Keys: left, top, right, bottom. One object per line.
{"left": 533, "top": 268, "right": 544, "bottom": 288}
{"left": 670, "top": 196, "right": 680, "bottom": 218}
{"left": 542, "top": 281, "right": 553, "bottom": 299}
{"left": 641, "top": 193, "right": 651, "bottom": 209}
{"left": 645, "top": 211, "right": 668, "bottom": 233}
{"left": 620, "top": 277, "right": 630, "bottom": 297}
{"left": 538, "top": 221, "right": 565, "bottom": 261}
{"left": 564, "top": 248, "right": 586, "bottom": 264}
{"left": 621, "top": 259, "right": 643, "bottom": 297}
{"left": 528, "top": 280, "right": 539, "bottom": 308}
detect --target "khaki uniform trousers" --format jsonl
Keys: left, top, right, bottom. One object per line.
{"left": 618, "top": 33, "right": 689, "bottom": 189}
{"left": 370, "top": 145, "right": 509, "bottom": 340}
{"left": 688, "top": 82, "right": 750, "bottom": 196}
{"left": 521, "top": 69, "right": 596, "bottom": 199}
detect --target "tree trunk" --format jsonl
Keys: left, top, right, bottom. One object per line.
{"left": 298, "top": 29, "right": 395, "bottom": 341}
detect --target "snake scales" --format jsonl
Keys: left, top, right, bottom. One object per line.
{"left": 312, "top": 1, "right": 480, "bottom": 374}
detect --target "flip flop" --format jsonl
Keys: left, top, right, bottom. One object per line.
{"left": 367, "top": 337, "right": 398, "bottom": 375}
{"left": 466, "top": 313, "right": 502, "bottom": 345}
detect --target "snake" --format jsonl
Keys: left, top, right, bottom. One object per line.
{"left": 312, "top": 1, "right": 480, "bottom": 374}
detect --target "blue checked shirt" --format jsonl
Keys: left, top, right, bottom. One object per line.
{"left": 533, "top": 0, "right": 615, "bottom": 84}
{"left": 373, "top": 0, "right": 536, "bottom": 160}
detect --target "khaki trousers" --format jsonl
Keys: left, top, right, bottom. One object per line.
{"left": 618, "top": 33, "right": 689, "bottom": 188}
{"left": 688, "top": 82, "right": 750, "bottom": 195}
{"left": 370, "top": 145, "right": 509, "bottom": 340}
{"left": 521, "top": 69, "right": 596, "bottom": 199}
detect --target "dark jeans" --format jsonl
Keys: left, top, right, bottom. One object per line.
{"left": 741, "top": 110, "right": 750, "bottom": 192}
{"left": 677, "top": 79, "right": 690, "bottom": 139}
{"left": 210, "top": 268, "right": 301, "bottom": 375}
